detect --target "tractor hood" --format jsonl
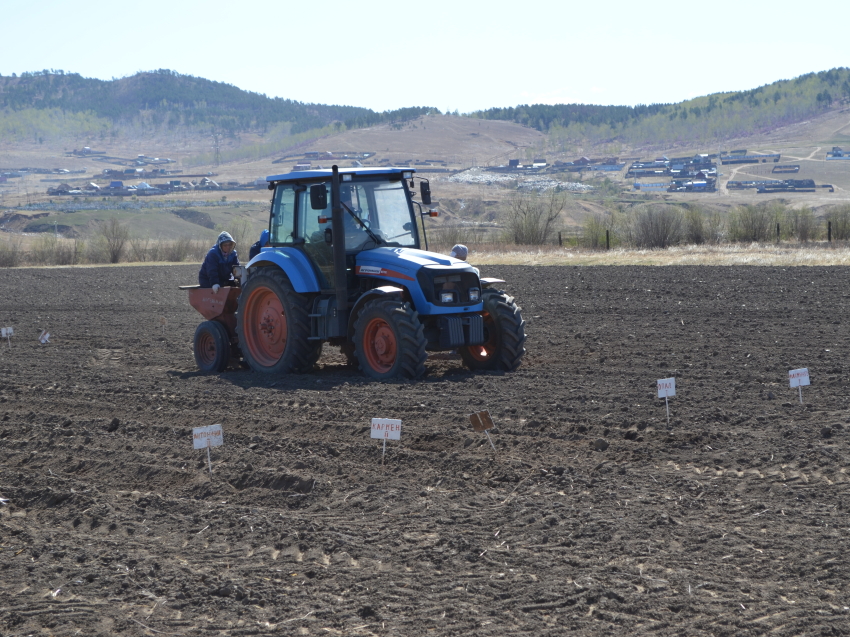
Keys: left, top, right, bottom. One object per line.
{"left": 358, "top": 247, "right": 463, "bottom": 270}
{"left": 355, "top": 247, "right": 483, "bottom": 315}
{"left": 355, "top": 247, "right": 477, "bottom": 281}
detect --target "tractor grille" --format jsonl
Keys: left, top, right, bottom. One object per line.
{"left": 417, "top": 267, "right": 481, "bottom": 307}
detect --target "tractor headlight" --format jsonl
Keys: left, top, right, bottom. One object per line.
{"left": 440, "top": 291, "right": 455, "bottom": 304}
{"left": 468, "top": 287, "right": 480, "bottom": 302}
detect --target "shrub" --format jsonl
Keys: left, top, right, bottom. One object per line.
{"left": 704, "top": 208, "right": 727, "bottom": 244}
{"left": 99, "top": 218, "right": 129, "bottom": 263}
{"left": 728, "top": 204, "right": 778, "bottom": 242}
{"left": 129, "top": 235, "right": 151, "bottom": 262}
{"left": 786, "top": 206, "right": 820, "bottom": 242}
{"left": 502, "top": 191, "right": 566, "bottom": 245}
{"left": 582, "top": 212, "right": 612, "bottom": 249}
{"left": 85, "top": 235, "right": 111, "bottom": 264}
{"left": 431, "top": 223, "right": 487, "bottom": 251}
{"left": 683, "top": 205, "right": 706, "bottom": 244}
{"left": 826, "top": 203, "right": 850, "bottom": 240}
{"left": 29, "top": 235, "right": 58, "bottom": 265}
{"left": 161, "top": 237, "right": 198, "bottom": 262}
{"left": 0, "top": 237, "right": 22, "bottom": 267}
{"left": 628, "top": 204, "right": 683, "bottom": 249}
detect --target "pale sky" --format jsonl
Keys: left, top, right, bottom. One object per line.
{"left": 1, "top": 0, "right": 844, "bottom": 113}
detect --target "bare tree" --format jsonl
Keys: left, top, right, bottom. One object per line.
{"left": 100, "top": 218, "right": 129, "bottom": 264}
{"left": 503, "top": 191, "right": 566, "bottom": 245}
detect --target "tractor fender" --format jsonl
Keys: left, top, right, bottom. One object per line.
{"left": 244, "top": 247, "right": 321, "bottom": 294}
{"left": 348, "top": 285, "right": 406, "bottom": 338}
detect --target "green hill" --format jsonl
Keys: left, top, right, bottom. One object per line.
{"left": 2, "top": 67, "right": 848, "bottom": 152}
{"left": 471, "top": 68, "right": 850, "bottom": 148}
{"left": 0, "top": 69, "right": 438, "bottom": 142}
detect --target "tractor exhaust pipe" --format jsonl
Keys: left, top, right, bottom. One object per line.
{"left": 331, "top": 165, "right": 348, "bottom": 337}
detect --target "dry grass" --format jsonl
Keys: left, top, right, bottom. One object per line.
{"left": 465, "top": 242, "right": 850, "bottom": 266}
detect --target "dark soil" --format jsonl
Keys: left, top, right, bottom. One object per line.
{"left": 1, "top": 264, "right": 849, "bottom": 636}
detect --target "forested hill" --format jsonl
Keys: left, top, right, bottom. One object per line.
{"left": 0, "top": 69, "right": 437, "bottom": 140}
{"left": 471, "top": 68, "right": 850, "bottom": 147}
{"left": 2, "top": 67, "right": 849, "bottom": 149}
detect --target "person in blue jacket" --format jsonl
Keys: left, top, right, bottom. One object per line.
{"left": 198, "top": 231, "right": 240, "bottom": 293}
{"left": 249, "top": 229, "right": 270, "bottom": 260}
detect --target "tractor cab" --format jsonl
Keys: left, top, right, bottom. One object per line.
{"left": 262, "top": 168, "right": 427, "bottom": 293}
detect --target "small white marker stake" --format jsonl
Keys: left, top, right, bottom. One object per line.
{"left": 789, "top": 368, "right": 810, "bottom": 404}
{"left": 469, "top": 410, "right": 497, "bottom": 453}
{"left": 193, "top": 424, "right": 224, "bottom": 476}
{"left": 38, "top": 330, "right": 50, "bottom": 344}
{"left": 1, "top": 327, "right": 12, "bottom": 349}
{"left": 371, "top": 418, "right": 402, "bottom": 465}
{"left": 657, "top": 377, "right": 676, "bottom": 426}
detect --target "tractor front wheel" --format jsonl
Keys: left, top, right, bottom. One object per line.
{"left": 236, "top": 269, "right": 321, "bottom": 374}
{"left": 354, "top": 299, "right": 427, "bottom": 380}
{"left": 193, "top": 320, "right": 230, "bottom": 373}
{"left": 459, "top": 288, "right": 526, "bottom": 371}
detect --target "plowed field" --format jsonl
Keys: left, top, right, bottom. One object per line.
{"left": 1, "top": 264, "right": 849, "bottom": 636}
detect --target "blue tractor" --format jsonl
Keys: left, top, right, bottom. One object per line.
{"left": 228, "top": 165, "right": 524, "bottom": 380}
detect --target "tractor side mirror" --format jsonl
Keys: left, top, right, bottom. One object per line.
{"left": 310, "top": 184, "right": 328, "bottom": 210}
{"left": 420, "top": 181, "right": 432, "bottom": 206}
{"left": 324, "top": 228, "right": 333, "bottom": 244}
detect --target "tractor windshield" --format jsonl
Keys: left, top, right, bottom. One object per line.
{"left": 341, "top": 179, "right": 417, "bottom": 251}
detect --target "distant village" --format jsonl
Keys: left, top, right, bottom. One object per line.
{"left": 0, "top": 144, "right": 841, "bottom": 199}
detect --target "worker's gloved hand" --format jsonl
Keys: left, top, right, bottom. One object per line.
{"left": 212, "top": 284, "right": 220, "bottom": 294}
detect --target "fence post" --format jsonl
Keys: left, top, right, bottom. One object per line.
{"left": 828, "top": 221, "right": 832, "bottom": 242}
{"left": 776, "top": 223, "right": 780, "bottom": 243}
{"left": 558, "top": 231, "right": 562, "bottom": 247}
{"left": 606, "top": 229, "right": 610, "bottom": 250}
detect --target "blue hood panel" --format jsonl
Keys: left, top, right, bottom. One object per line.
{"left": 357, "top": 247, "right": 466, "bottom": 270}
{"left": 355, "top": 247, "right": 482, "bottom": 315}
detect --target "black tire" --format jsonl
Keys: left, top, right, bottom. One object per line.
{"left": 236, "top": 269, "right": 321, "bottom": 374}
{"left": 193, "top": 320, "right": 230, "bottom": 373}
{"left": 353, "top": 299, "right": 427, "bottom": 380}
{"left": 459, "top": 288, "right": 526, "bottom": 371}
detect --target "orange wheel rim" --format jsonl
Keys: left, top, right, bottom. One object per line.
{"left": 363, "top": 317, "right": 397, "bottom": 373}
{"left": 243, "top": 286, "right": 287, "bottom": 367}
{"left": 469, "top": 311, "right": 496, "bottom": 362}
{"left": 197, "top": 330, "right": 218, "bottom": 366}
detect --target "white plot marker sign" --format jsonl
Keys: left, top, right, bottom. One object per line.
{"left": 789, "top": 368, "right": 810, "bottom": 404}
{"left": 38, "top": 330, "right": 50, "bottom": 344}
{"left": 469, "top": 410, "right": 497, "bottom": 452}
{"left": 193, "top": 424, "right": 223, "bottom": 476}
{"left": 657, "top": 377, "right": 676, "bottom": 426}
{"left": 371, "top": 418, "right": 402, "bottom": 464}
{"left": 1, "top": 327, "right": 13, "bottom": 349}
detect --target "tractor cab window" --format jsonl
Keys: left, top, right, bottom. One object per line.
{"left": 296, "top": 181, "right": 331, "bottom": 244}
{"left": 341, "top": 183, "right": 373, "bottom": 251}
{"left": 341, "top": 179, "right": 417, "bottom": 252}
{"left": 296, "top": 182, "right": 333, "bottom": 287}
{"left": 270, "top": 184, "right": 296, "bottom": 245}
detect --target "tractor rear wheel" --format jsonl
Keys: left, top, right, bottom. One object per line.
{"left": 459, "top": 288, "right": 526, "bottom": 371}
{"left": 236, "top": 269, "right": 321, "bottom": 374}
{"left": 354, "top": 299, "right": 427, "bottom": 380}
{"left": 193, "top": 320, "right": 230, "bottom": 373}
